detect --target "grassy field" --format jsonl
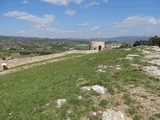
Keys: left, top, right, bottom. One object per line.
{"left": 0, "top": 47, "right": 160, "bottom": 120}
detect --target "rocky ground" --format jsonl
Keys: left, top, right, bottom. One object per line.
{"left": 1, "top": 46, "right": 160, "bottom": 120}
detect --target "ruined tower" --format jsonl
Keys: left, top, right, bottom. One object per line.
{"left": 90, "top": 40, "right": 105, "bottom": 51}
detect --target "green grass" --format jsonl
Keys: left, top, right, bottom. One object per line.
{"left": 7, "top": 53, "right": 83, "bottom": 70}
{"left": 75, "top": 45, "right": 90, "bottom": 50}
{"left": 155, "top": 113, "right": 160, "bottom": 118}
{"left": 128, "top": 108, "right": 137, "bottom": 116}
{"left": 0, "top": 47, "right": 160, "bottom": 119}
{"left": 99, "top": 100, "right": 109, "bottom": 108}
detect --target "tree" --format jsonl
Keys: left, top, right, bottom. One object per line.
{"left": 133, "top": 36, "right": 160, "bottom": 47}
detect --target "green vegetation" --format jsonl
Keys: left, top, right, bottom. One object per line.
{"left": 0, "top": 36, "right": 90, "bottom": 59}
{"left": 133, "top": 35, "right": 160, "bottom": 47}
{"left": 74, "top": 45, "right": 89, "bottom": 50}
{"left": 99, "top": 100, "right": 109, "bottom": 108}
{"left": 155, "top": 113, "right": 160, "bottom": 118}
{"left": 128, "top": 108, "right": 137, "bottom": 116}
{"left": 133, "top": 115, "right": 142, "bottom": 120}
{"left": 0, "top": 47, "right": 159, "bottom": 119}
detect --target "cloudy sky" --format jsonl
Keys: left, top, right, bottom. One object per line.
{"left": 0, "top": 0, "right": 160, "bottom": 38}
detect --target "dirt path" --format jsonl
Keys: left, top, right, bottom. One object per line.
{"left": 0, "top": 50, "right": 98, "bottom": 75}
{"left": 0, "top": 55, "right": 83, "bottom": 76}
{"left": 1, "top": 50, "right": 98, "bottom": 70}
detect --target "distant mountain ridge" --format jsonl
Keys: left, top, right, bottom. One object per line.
{"left": 0, "top": 35, "right": 151, "bottom": 42}
{"left": 106, "top": 36, "right": 151, "bottom": 42}
{"left": 88, "top": 36, "right": 151, "bottom": 42}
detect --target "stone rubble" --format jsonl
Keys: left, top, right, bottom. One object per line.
{"left": 81, "top": 86, "right": 91, "bottom": 91}
{"left": 127, "top": 54, "right": 139, "bottom": 57}
{"left": 130, "top": 64, "right": 141, "bottom": 68}
{"left": 102, "top": 109, "right": 125, "bottom": 120}
{"left": 125, "top": 48, "right": 131, "bottom": 51}
{"left": 96, "top": 65, "right": 121, "bottom": 72}
{"left": 91, "top": 85, "right": 106, "bottom": 94}
{"left": 125, "top": 54, "right": 139, "bottom": 60}
{"left": 57, "top": 99, "right": 66, "bottom": 108}
{"left": 136, "top": 46, "right": 160, "bottom": 78}
{"left": 92, "top": 112, "right": 97, "bottom": 116}
{"left": 138, "top": 46, "right": 160, "bottom": 59}
{"left": 145, "top": 54, "right": 160, "bottom": 59}
{"left": 81, "top": 85, "right": 106, "bottom": 94}
{"left": 148, "top": 46, "right": 160, "bottom": 52}
{"left": 78, "top": 95, "right": 82, "bottom": 100}
{"left": 143, "top": 66, "right": 160, "bottom": 77}
{"left": 98, "top": 65, "right": 107, "bottom": 69}
{"left": 148, "top": 60, "right": 160, "bottom": 66}
{"left": 96, "top": 69, "right": 106, "bottom": 72}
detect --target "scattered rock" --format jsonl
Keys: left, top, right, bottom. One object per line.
{"left": 98, "top": 65, "right": 107, "bottom": 69}
{"left": 127, "top": 54, "right": 139, "bottom": 57}
{"left": 96, "top": 65, "right": 121, "bottom": 72}
{"left": 149, "top": 60, "right": 160, "bottom": 66}
{"left": 96, "top": 69, "right": 106, "bottom": 72}
{"left": 77, "top": 78, "right": 84, "bottom": 81}
{"left": 117, "top": 58, "right": 125, "bottom": 61}
{"left": 131, "top": 64, "right": 141, "bottom": 68}
{"left": 81, "top": 85, "right": 106, "bottom": 94}
{"left": 102, "top": 109, "right": 124, "bottom": 120}
{"left": 145, "top": 54, "right": 160, "bottom": 59}
{"left": 78, "top": 95, "right": 82, "bottom": 100}
{"left": 116, "top": 67, "right": 121, "bottom": 70}
{"left": 81, "top": 86, "right": 91, "bottom": 91}
{"left": 125, "top": 56, "right": 133, "bottom": 60}
{"left": 91, "top": 85, "right": 106, "bottom": 94}
{"left": 92, "top": 112, "right": 97, "bottom": 116}
{"left": 143, "top": 66, "right": 160, "bottom": 77}
{"left": 45, "top": 103, "right": 50, "bottom": 106}
{"left": 125, "top": 54, "right": 139, "bottom": 60}
{"left": 9, "top": 113, "right": 12, "bottom": 115}
{"left": 99, "top": 111, "right": 103, "bottom": 114}
{"left": 150, "top": 46, "right": 160, "bottom": 51}
{"left": 67, "top": 110, "right": 72, "bottom": 114}
{"left": 57, "top": 99, "right": 66, "bottom": 108}
{"left": 125, "top": 48, "right": 131, "bottom": 51}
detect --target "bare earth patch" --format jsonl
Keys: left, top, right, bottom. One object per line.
{"left": 124, "top": 85, "right": 160, "bottom": 120}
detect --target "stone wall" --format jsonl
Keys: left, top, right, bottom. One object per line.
{"left": 0, "top": 50, "right": 98, "bottom": 70}
{"left": 90, "top": 41, "right": 105, "bottom": 51}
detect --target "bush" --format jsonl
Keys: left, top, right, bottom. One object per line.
{"left": 2, "top": 57, "right": 6, "bottom": 60}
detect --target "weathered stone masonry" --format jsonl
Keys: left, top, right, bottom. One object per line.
{"left": 90, "top": 40, "right": 105, "bottom": 51}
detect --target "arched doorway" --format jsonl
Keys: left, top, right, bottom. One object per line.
{"left": 98, "top": 46, "right": 102, "bottom": 51}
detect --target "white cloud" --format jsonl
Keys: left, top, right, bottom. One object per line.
{"left": 114, "top": 15, "right": 160, "bottom": 28}
{"left": 65, "top": 9, "right": 76, "bottom": 16}
{"left": 78, "top": 23, "right": 88, "bottom": 26}
{"left": 17, "top": 31, "right": 26, "bottom": 34}
{"left": 41, "top": 0, "right": 83, "bottom": 6}
{"left": 22, "top": 0, "right": 28, "bottom": 4}
{"left": 4, "top": 11, "right": 55, "bottom": 24}
{"left": 91, "top": 26, "right": 99, "bottom": 31}
{"left": 104, "top": 0, "right": 108, "bottom": 3}
{"left": 61, "top": 30, "right": 79, "bottom": 33}
{"left": 84, "top": 1, "right": 100, "bottom": 8}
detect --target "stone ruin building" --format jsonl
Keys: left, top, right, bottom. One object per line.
{"left": 1, "top": 63, "right": 8, "bottom": 70}
{"left": 90, "top": 40, "right": 105, "bottom": 51}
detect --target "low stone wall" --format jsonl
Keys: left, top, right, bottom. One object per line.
{"left": 0, "top": 50, "right": 98, "bottom": 70}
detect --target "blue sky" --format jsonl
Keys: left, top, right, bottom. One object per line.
{"left": 0, "top": 0, "right": 160, "bottom": 38}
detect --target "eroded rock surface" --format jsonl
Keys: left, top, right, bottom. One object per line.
{"left": 57, "top": 99, "right": 66, "bottom": 108}
{"left": 81, "top": 85, "right": 106, "bottom": 94}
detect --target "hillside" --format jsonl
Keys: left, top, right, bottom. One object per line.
{"left": 0, "top": 46, "right": 160, "bottom": 120}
